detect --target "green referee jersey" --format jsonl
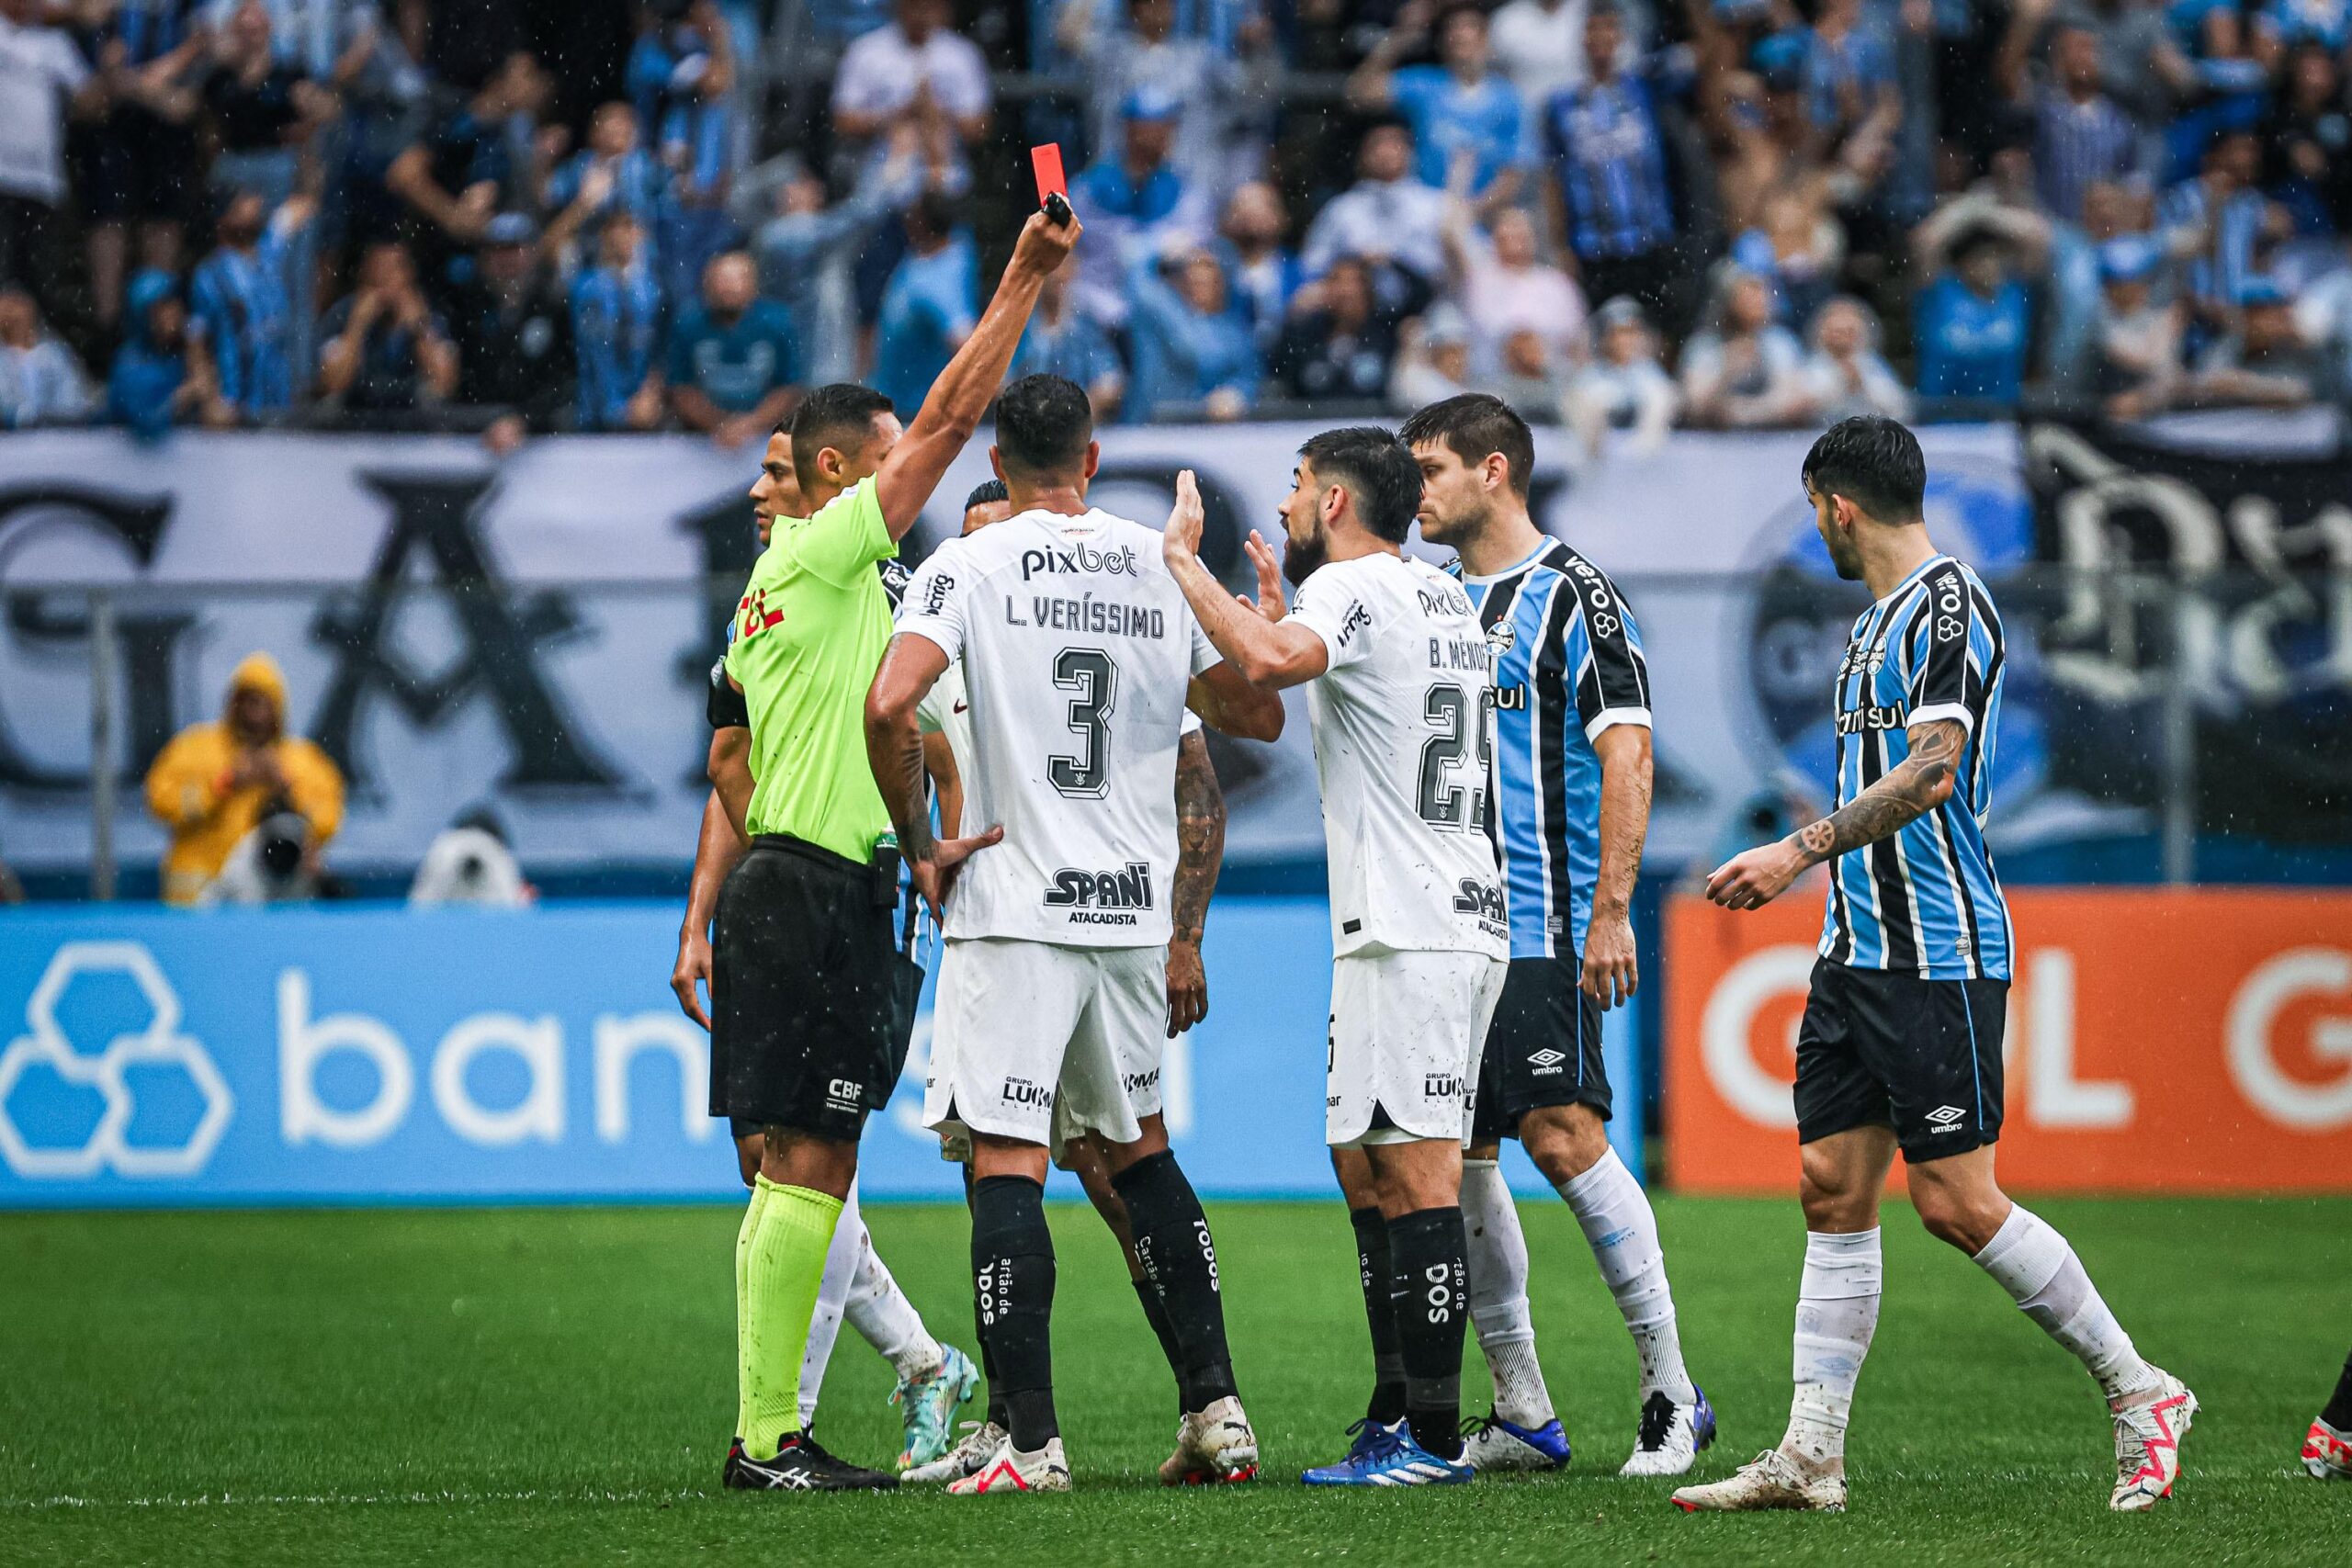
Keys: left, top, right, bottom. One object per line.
{"left": 724, "top": 479, "right": 897, "bottom": 863}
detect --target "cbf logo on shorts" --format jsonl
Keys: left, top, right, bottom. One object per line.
{"left": 0, "top": 942, "right": 233, "bottom": 1179}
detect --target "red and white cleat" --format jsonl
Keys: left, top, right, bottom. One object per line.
{"left": 2109, "top": 1370, "right": 2197, "bottom": 1511}
{"left": 947, "top": 1436, "right": 1072, "bottom": 1495}
{"left": 2302, "top": 1418, "right": 2352, "bottom": 1480}
{"left": 1159, "top": 1396, "right": 1260, "bottom": 1485}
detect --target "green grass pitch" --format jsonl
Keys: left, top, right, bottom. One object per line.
{"left": 2, "top": 1195, "right": 2344, "bottom": 1565}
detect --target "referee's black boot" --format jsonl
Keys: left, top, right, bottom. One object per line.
{"left": 724, "top": 1429, "right": 900, "bottom": 1492}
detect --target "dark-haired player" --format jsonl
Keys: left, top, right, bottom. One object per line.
{"left": 1674, "top": 416, "right": 2192, "bottom": 1516}
{"left": 1401, "top": 393, "right": 1713, "bottom": 1477}
{"left": 869, "top": 373, "right": 1283, "bottom": 1495}
{"left": 1164, "top": 427, "right": 1508, "bottom": 1487}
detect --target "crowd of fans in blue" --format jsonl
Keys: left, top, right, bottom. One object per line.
{"left": 0, "top": 0, "right": 2347, "bottom": 454}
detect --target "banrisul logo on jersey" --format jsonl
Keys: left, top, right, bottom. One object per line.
{"left": 1045, "top": 863, "right": 1154, "bottom": 925}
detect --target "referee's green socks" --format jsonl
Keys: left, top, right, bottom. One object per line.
{"left": 737, "top": 1177, "right": 845, "bottom": 1460}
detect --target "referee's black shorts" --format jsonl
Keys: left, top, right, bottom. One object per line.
{"left": 710, "top": 835, "right": 910, "bottom": 1140}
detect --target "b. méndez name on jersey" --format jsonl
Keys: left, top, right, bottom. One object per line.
{"left": 896, "top": 508, "right": 1220, "bottom": 947}
{"left": 1286, "top": 551, "right": 1508, "bottom": 960}
{"left": 1821, "top": 553, "right": 2013, "bottom": 981}
{"left": 1453, "top": 540, "right": 1652, "bottom": 962}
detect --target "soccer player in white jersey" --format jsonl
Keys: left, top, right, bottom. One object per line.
{"left": 1162, "top": 427, "right": 1510, "bottom": 1487}
{"left": 1675, "top": 417, "right": 2192, "bottom": 1516}
{"left": 866, "top": 375, "right": 1283, "bottom": 1495}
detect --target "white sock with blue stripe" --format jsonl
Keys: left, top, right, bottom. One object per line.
{"left": 1557, "top": 1148, "right": 1693, "bottom": 1402}
{"left": 1783, "top": 1228, "right": 1882, "bottom": 1470}
{"left": 1463, "top": 1158, "right": 1555, "bottom": 1426}
{"left": 1973, "top": 1204, "right": 2155, "bottom": 1403}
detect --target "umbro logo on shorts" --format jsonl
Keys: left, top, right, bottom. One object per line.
{"left": 1527, "top": 1048, "right": 1566, "bottom": 1074}
{"left": 1926, "top": 1105, "right": 1967, "bottom": 1132}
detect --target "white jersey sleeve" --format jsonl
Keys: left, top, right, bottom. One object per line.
{"left": 910, "top": 508, "right": 1207, "bottom": 947}
{"left": 1294, "top": 553, "right": 1507, "bottom": 959}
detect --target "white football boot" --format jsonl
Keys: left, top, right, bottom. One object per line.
{"left": 1159, "top": 1396, "right": 1261, "bottom": 1485}
{"left": 1671, "top": 1449, "right": 1847, "bottom": 1514}
{"left": 1621, "top": 1386, "right": 1718, "bottom": 1478}
{"left": 903, "top": 1420, "right": 1006, "bottom": 1485}
{"left": 2109, "top": 1371, "right": 2197, "bottom": 1512}
{"left": 2301, "top": 1417, "right": 2352, "bottom": 1480}
{"left": 947, "top": 1436, "right": 1072, "bottom": 1495}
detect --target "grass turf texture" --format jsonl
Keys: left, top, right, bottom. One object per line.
{"left": 2, "top": 1196, "right": 2342, "bottom": 1566}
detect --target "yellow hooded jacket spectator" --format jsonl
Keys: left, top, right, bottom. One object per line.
{"left": 145, "top": 652, "right": 345, "bottom": 905}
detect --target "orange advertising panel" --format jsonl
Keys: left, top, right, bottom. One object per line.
{"left": 1665, "top": 889, "right": 2352, "bottom": 1193}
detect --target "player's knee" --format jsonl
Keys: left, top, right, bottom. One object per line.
{"left": 1909, "top": 1171, "right": 2005, "bottom": 1254}
{"left": 1520, "top": 1103, "right": 1609, "bottom": 1182}
{"left": 732, "top": 1134, "right": 761, "bottom": 1190}
{"left": 1797, "top": 1148, "right": 1876, "bottom": 1232}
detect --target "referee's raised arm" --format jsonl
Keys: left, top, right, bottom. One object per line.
{"left": 870, "top": 207, "right": 1082, "bottom": 539}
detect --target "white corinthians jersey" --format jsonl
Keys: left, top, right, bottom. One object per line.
{"left": 899, "top": 506, "right": 1219, "bottom": 947}
{"left": 1287, "top": 551, "right": 1508, "bottom": 959}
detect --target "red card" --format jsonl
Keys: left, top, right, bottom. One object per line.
{"left": 1031, "top": 143, "right": 1067, "bottom": 205}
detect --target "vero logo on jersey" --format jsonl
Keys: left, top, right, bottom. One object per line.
{"left": 1045, "top": 863, "right": 1153, "bottom": 925}
{"left": 1019, "top": 542, "right": 1138, "bottom": 580}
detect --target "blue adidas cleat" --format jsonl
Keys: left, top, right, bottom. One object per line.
{"left": 1301, "top": 1420, "right": 1476, "bottom": 1486}
{"left": 1461, "top": 1411, "right": 1572, "bottom": 1472}
{"left": 892, "top": 1343, "right": 979, "bottom": 1470}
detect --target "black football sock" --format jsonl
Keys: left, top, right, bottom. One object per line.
{"left": 1350, "top": 1204, "right": 1408, "bottom": 1427}
{"left": 972, "top": 1174, "right": 1057, "bottom": 1450}
{"left": 1130, "top": 1276, "right": 1191, "bottom": 1412}
{"left": 1114, "top": 1151, "right": 1238, "bottom": 1415}
{"left": 1387, "top": 1205, "right": 1469, "bottom": 1461}
{"left": 962, "top": 1164, "right": 1010, "bottom": 1428}
{"left": 2324, "top": 1352, "right": 2352, "bottom": 1429}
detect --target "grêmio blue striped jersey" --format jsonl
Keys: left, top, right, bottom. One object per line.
{"left": 1451, "top": 540, "right": 1652, "bottom": 961}
{"left": 1820, "top": 553, "right": 2012, "bottom": 981}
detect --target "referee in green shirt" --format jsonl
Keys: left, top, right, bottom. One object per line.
{"left": 716, "top": 206, "right": 1080, "bottom": 1491}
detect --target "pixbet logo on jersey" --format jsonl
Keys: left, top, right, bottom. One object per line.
{"left": 0, "top": 942, "right": 233, "bottom": 1179}
{"left": 1019, "top": 541, "right": 1138, "bottom": 580}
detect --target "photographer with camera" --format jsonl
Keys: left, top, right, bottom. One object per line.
{"left": 145, "top": 651, "right": 345, "bottom": 906}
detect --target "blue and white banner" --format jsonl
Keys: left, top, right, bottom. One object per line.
{"left": 0, "top": 902, "right": 1640, "bottom": 1209}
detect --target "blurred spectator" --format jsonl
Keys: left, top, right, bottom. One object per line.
{"left": 449, "top": 213, "right": 575, "bottom": 448}
{"left": 747, "top": 140, "right": 925, "bottom": 386}
{"left": 1537, "top": 3, "right": 1683, "bottom": 330}
{"left": 2262, "top": 43, "right": 2352, "bottom": 238}
{"left": 1442, "top": 195, "right": 1586, "bottom": 371}
{"left": 1301, "top": 122, "right": 1447, "bottom": 287}
{"left": 1913, "top": 226, "right": 2039, "bottom": 407}
{"left": 188, "top": 189, "right": 314, "bottom": 421}
{"left": 1734, "top": 190, "right": 1846, "bottom": 335}
{"left": 77, "top": 0, "right": 207, "bottom": 337}
{"left": 316, "top": 239, "right": 459, "bottom": 415}
{"left": 830, "top": 0, "right": 991, "bottom": 187}
{"left": 1801, "top": 295, "right": 1910, "bottom": 423}
{"left": 0, "top": 0, "right": 101, "bottom": 335}
{"left": 1491, "top": 327, "right": 1571, "bottom": 413}
{"left": 1489, "top": 0, "right": 1644, "bottom": 106}
{"left": 667, "top": 248, "right": 797, "bottom": 446}
{"left": 1126, "top": 244, "right": 1256, "bottom": 420}
{"left": 1997, "top": 15, "right": 2141, "bottom": 224}
{"left": 145, "top": 650, "right": 344, "bottom": 907}
{"left": 107, "top": 268, "right": 230, "bottom": 436}
{"left": 0, "top": 285, "right": 94, "bottom": 427}
{"left": 2185, "top": 276, "right": 2329, "bottom": 407}
{"left": 2040, "top": 0, "right": 2196, "bottom": 133}
{"left": 199, "top": 0, "right": 333, "bottom": 208}
{"left": 2092, "top": 233, "right": 2184, "bottom": 417}
{"left": 386, "top": 50, "right": 552, "bottom": 296}
{"left": 571, "top": 210, "right": 665, "bottom": 432}
{"left": 1012, "top": 257, "right": 1125, "bottom": 421}
{"left": 1390, "top": 301, "right": 1476, "bottom": 409}
{"left": 1679, "top": 263, "right": 1812, "bottom": 427}
{"left": 2296, "top": 237, "right": 2352, "bottom": 394}
{"left": 1350, "top": 1, "right": 1530, "bottom": 209}
{"left": 1565, "top": 294, "right": 1676, "bottom": 459}
{"left": 1274, "top": 254, "right": 1409, "bottom": 403}
{"left": 1217, "top": 180, "right": 1299, "bottom": 355}
{"left": 2158, "top": 130, "right": 2274, "bottom": 334}
{"left": 409, "top": 808, "right": 530, "bottom": 907}
{"left": 1803, "top": 0, "right": 1899, "bottom": 151}
{"left": 871, "top": 191, "right": 976, "bottom": 418}
{"left": 547, "top": 102, "right": 670, "bottom": 269}
{"left": 1069, "top": 87, "right": 1215, "bottom": 325}
{"left": 1060, "top": 0, "right": 1273, "bottom": 195}
{"left": 637, "top": 1, "right": 741, "bottom": 310}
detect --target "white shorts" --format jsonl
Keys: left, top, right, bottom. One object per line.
{"left": 1326, "top": 948, "right": 1508, "bottom": 1148}
{"left": 923, "top": 937, "right": 1166, "bottom": 1150}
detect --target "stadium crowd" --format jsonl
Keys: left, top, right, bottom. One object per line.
{"left": 1, "top": 0, "right": 2350, "bottom": 452}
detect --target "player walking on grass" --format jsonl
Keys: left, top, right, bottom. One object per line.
{"left": 1163, "top": 428, "right": 1509, "bottom": 1488}
{"left": 1673, "top": 416, "right": 2194, "bottom": 1517}
{"left": 904, "top": 476, "right": 1283, "bottom": 1490}
{"left": 712, "top": 202, "right": 1077, "bottom": 1493}
{"left": 868, "top": 374, "right": 1284, "bottom": 1495}
{"left": 2303, "top": 1350, "right": 2352, "bottom": 1478}
{"left": 673, "top": 427, "right": 976, "bottom": 1472}
{"left": 1400, "top": 394, "right": 1713, "bottom": 1477}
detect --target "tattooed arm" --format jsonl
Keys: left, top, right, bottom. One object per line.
{"left": 1705, "top": 718, "right": 1964, "bottom": 911}
{"left": 865, "top": 633, "right": 1001, "bottom": 915}
{"left": 1583, "top": 724, "right": 1652, "bottom": 1007}
{"left": 1166, "top": 729, "right": 1225, "bottom": 1037}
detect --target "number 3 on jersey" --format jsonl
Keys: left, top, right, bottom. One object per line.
{"left": 1416, "top": 682, "right": 1489, "bottom": 831}
{"left": 1049, "top": 647, "right": 1117, "bottom": 798}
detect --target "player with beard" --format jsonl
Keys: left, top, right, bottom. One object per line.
{"left": 868, "top": 373, "right": 1284, "bottom": 1494}
{"left": 1675, "top": 417, "right": 2193, "bottom": 1516}
{"left": 1399, "top": 394, "right": 1713, "bottom": 1477}
{"left": 1162, "top": 428, "right": 1508, "bottom": 1487}
{"left": 672, "top": 423, "right": 978, "bottom": 1472}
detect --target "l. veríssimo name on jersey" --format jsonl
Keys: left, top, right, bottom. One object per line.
{"left": 1822, "top": 553, "right": 2013, "bottom": 981}
{"left": 1286, "top": 551, "right": 1508, "bottom": 961}
{"left": 895, "top": 508, "right": 1220, "bottom": 948}
{"left": 1453, "top": 540, "right": 1652, "bottom": 962}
